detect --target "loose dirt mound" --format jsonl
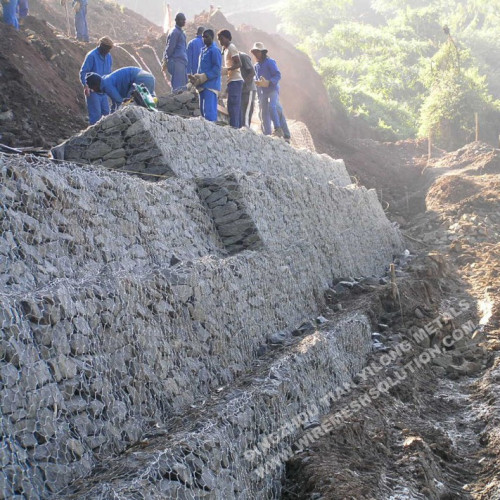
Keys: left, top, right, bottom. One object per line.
{"left": 431, "top": 142, "right": 500, "bottom": 175}
{"left": 0, "top": 19, "right": 87, "bottom": 146}
{"left": 426, "top": 175, "right": 481, "bottom": 210}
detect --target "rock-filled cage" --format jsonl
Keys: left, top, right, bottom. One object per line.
{"left": 0, "top": 107, "right": 403, "bottom": 498}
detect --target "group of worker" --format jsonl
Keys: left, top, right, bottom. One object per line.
{"left": 78, "top": 12, "right": 290, "bottom": 141}
{"left": 80, "top": 37, "right": 157, "bottom": 124}
{"left": 2, "top": 0, "right": 28, "bottom": 29}
{"left": 164, "top": 13, "right": 290, "bottom": 140}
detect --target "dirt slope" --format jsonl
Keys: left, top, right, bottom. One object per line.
{"left": 282, "top": 141, "right": 500, "bottom": 499}
{"left": 28, "top": 0, "right": 162, "bottom": 43}
{"left": 0, "top": 16, "right": 169, "bottom": 147}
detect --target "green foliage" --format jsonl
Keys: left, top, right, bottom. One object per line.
{"left": 418, "top": 39, "right": 498, "bottom": 148}
{"left": 280, "top": 0, "right": 500, "bottom": 148}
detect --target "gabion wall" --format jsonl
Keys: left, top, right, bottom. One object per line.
{"left": 0, "top": 109, "right": 402, "bottom": 498}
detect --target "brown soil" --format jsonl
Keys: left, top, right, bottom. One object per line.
{"left": 282, "top": 142, "right": 500, "bottom": 500}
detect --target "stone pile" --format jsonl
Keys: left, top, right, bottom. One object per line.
{"left": 0, "top": 107, "right": 403, "bottom": 498}
{"left": 156, "top": 90, "right": 201, "bottom": 118}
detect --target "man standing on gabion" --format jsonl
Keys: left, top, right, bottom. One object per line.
{"left": 80, "top": 37, "right": 114, "bottom": 125}
{"left": 187, "top": 26, "right": 204, "bottom": 76}
{"left": 217, "top": 29, "right": 243, "bottom": 128}
{"left": 239, "top": 52, "right": 256, "bottom": 128}
{"left": 189, "top": 29, "right": 221, "bottom": 122}
{"left": 251, "top": 41, "right": 283, "bottom": 137}
{"left": 163, "top": 12, "right": 188, "bottom": 92}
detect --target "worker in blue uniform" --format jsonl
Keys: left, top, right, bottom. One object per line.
{"left": 80, "top": 37, "right": 114, "bottom": 125}
{"left": 2, "top": 0, "right": 19, "bottom": 30}
{"left": 187, "top": 26, "right": 204, "bottom": 76}
{"left": 188, "top": 29, "right": 221, "bottom": 122}
{"left": 251, "top": 42, "right": 283, "bottom": 137}
{"left": 17, "top": 0, "right": 28, "bottom": 25}
{"left": 163, "top": 12, "right": 188, "bottom": 92}
{"left": 86, "top": 66, "right": 155, "bottom": 111}
{"left": 73, "top": 0, "right": 89, "bottom": 42}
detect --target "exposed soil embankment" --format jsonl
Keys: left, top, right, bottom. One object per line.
{"left": 282, "top": 141, "right": 500, "bottom": 499}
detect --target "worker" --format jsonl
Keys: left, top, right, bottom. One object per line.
{"left": 79, "top": 37, "right": 114, "bottom": 125}
{"left": 188, "top": 29, "right": 221, "bottom": 122}
{"left": 2, "top": 0, "right": 19, "bottom": 30}
{"left": 73, "top": 0, "right": 89, "bottom": 42}
{"left": 163, "top": 12, "right": 187, "bottom": 92}
{"left": 217, "top": 29, "right": 243, "bottom": 128}
{"left": 250, "top": 42, "right": 283, "bottom": 137}
{"left": 86, "top": 66, "right": 155, "bottom": 111}
{"left": 239, "top": 52, "right": 256, "bottom": 128}
{"left": 17, "top": 0, "right": 28, "bottom": 25}
{"left": 187, "top": 26, "right": 204, "bottom": 75}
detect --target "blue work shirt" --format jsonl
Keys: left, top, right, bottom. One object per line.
{"left": 197, "top": 43, "right": 222, "bottom": 92}
{"left": 80, "top": 47, "right": 112, "bottom": 86}
{"left": 164, "top": 25, "right": 187, "bottom": 64}
{"left": 99, "top": 66, "right": 141, "bottom": 105}
{"left": 187, "top": 35, "right": 203, "bottom": 75}
{"left": 254, "top": 56, "right": 281, "bottom": 93}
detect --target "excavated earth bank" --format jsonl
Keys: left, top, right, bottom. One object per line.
{"left": 281, "top": 141, "right": 500, "bottom": 499}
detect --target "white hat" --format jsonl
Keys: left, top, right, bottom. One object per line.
{"left": 250, "top": 41, "right": 268, "bottom": 53}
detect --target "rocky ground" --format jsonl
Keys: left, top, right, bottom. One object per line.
{"left": 281, "top": 141, "right": 500, "bottom": 499}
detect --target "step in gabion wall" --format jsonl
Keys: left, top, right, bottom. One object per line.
{"left": 65, "top": 313, "right": 372, "bottom": 499}
{"left": 51, "top": 107, "right": 351, "bottom": 185}
{"left": 0, "top": 109, "right": 402, "bottom": 498}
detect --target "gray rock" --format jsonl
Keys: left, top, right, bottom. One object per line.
{"left": 218, "top": 219, "right": 254, "bottom": 237}
{"left": 211, "top": 202, "right": 238, "bottom": 219}
{"left": 84, "top": 141, "right": 112, "bottom": 160}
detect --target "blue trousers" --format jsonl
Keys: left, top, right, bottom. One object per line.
{"left": 227, "top": 80, "right": 243, "bottom": 128}
{"left": 199, "top": 89, "right": 217, "bottom": 122}
{"left": 2, "top": 0, "right": 19, "bottom": 29}
{"left": 134, "top": 70, "right": 156, "bottom": 96}
{"left": 87, "top": 92, "right": 110, "bottom": 125}
{"left": 167, "top": 59, "right": 187, "bottom": 92}
{"left": 259, "top": 89, "right": 280, "bottom": 135}
{"left": 276, "top": 102, "right": 291, "bottom": 139}
{"left": 75, "top": 3, "right": 88, "bottom": 41}
{"left": 18, "top": 0, "right": 28, "bottom": 18}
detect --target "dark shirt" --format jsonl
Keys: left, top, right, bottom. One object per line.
{"left": 240, "top": 52, "right": 257, "bottom": 93}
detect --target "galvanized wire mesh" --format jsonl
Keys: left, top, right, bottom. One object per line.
{"left": 0, "top": 114, "right": 401, "bottom": 498}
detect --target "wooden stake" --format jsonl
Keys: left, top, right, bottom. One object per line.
{"left": 475, "top": 112, "right": 479, "bottom": 142}
{"left": 428, "top": 133, "right": 432, "bottom": 160}
{"left": 390, "top": 263, "right": 397, "bottom": 301}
